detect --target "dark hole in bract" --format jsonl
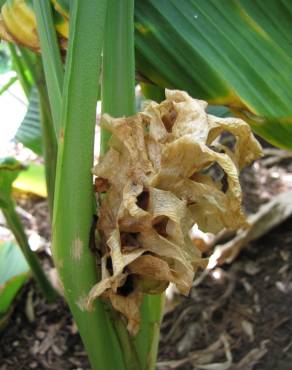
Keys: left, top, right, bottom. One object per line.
{"left": 117, "top": 274, "right": 134, "bottom": 296}
{"left": 201, "top": 161, "right": 224, "bottom": 181}
{"left": 106, "top": 257, "right": 113, "bottom": 275}
{"left": 192, "top": 161, "right": 229, "bottom": 193}
{"left": 120, "top": 232, "right": 140, "bottom": 249}
{"left": 152, "top": 216, "right": 169, "bottom": 238}
{"left": 219, "top": 131, "right": 236, "bottom": 151}
{"left": 161, "top": 109, "right": 177, "bottom": 133}
{"left": 136, "top": 189, "right": 150, "bottom": 211}
{"left": 221, "top": 173, "right": 228, "bottom": 193}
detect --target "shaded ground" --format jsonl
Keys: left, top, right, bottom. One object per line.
{"left": 1, "top": 149, "right": 292, "bottom": 370}
{"left": 158, "top": 217, "right": 292, "bottom": 370}
{"left": 0, "top": 281, "right": 89, "bottom": 370}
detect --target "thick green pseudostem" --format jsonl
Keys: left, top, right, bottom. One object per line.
{"left": 51, "top": 1, "right": 125, "bottom": 369}
{"left": 101, "top": 2, "right": 164, "bottom": 369}
{"left": 2, "top": 201, "right": 57, "bottom": 301}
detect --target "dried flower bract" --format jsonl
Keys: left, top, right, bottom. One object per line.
{"left": 87, "top": 89, "right": 262, "bottom": 334}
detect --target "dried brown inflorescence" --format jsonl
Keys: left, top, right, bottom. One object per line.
{"left": 87, "top": 89, "right": 262, "bottom": 334}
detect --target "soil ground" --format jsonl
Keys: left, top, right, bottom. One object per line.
{"left": 1, "top": 148, "right": 292, "bottom": 370}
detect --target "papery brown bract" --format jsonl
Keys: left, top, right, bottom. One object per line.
{"left": 87, "top": 89, "right": 262, "bottom": 334}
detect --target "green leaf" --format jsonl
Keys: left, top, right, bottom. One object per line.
{"left": 0, "top": 157, "right": 23, "bottom": 208}
{"left": 207, "top": 105, "right": 231, "bottom": 118}
{"left": 134, "top": 0, "right": 292, "bottom": 149}
{"left": 0, "top": 241, "right": 29, "bottom": 317}
{"left": 33, "top": 0, "right": 64, "bottom": 136}
{"left": 1, "top": 179, "right": 56, "bottom": 301}
{"left": 15, "top": 87, "right": 42, "bottom": 155}
{"left": 140, "top": 82, "right": 165, "bottom": 103}
{"left": 13, "top": 163, "right": 47, "bottom": 197}
{"left": 0, "top": 75, "right": 17, "bottom": 95}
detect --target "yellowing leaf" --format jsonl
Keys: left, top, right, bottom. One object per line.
{"left": 13, "top": 164, "right": 47, "bottom": 198}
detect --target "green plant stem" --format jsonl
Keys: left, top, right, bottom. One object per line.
{"left": 101, "top": 2, "right": 141, "bottom": 368}
{"left": 3, "top": 201, "right": 57, "bottom": 301}
{"left": 137, "top": 294, "right": 165, "bottom": 370}
{"left": 33, "top": 0, "right": 64, "bottom": 137}
{"left": 52, "top": 1, "right": 125, "bottom": 369}
{"left": 101, "top": 2, "right": 164, "bottom": 369}
{"left": 38, "top": 89, "right": 57, "bottom": 216}
{"left": 8, "top": 43, "right": 32, "bottom": 97}
{"left": 18, "top": 48, "right": 57, "bottom": 217}
{"left": 111, "top": 309, "right": 142, "bottom": 370}
{"left": 101, "top": 0, "right": 135, "bottom": 153}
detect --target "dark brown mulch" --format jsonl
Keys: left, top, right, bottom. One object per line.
{"left": 0, "top": 281, "right": 90, "bottom": 370}
{"left": 159, "top": 217, "right": 292, "bottom": 370}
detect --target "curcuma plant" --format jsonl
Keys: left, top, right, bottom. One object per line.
{"left": 2, "top": 0, "right": 288, "bottom": 369}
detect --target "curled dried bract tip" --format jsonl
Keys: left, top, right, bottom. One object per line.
{"left": 88, "top": 89, "right": 262, "bottom": 335}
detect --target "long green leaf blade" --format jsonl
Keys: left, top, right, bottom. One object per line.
{"left": 135, "top": 0, "right": 292, "bottom": 149}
